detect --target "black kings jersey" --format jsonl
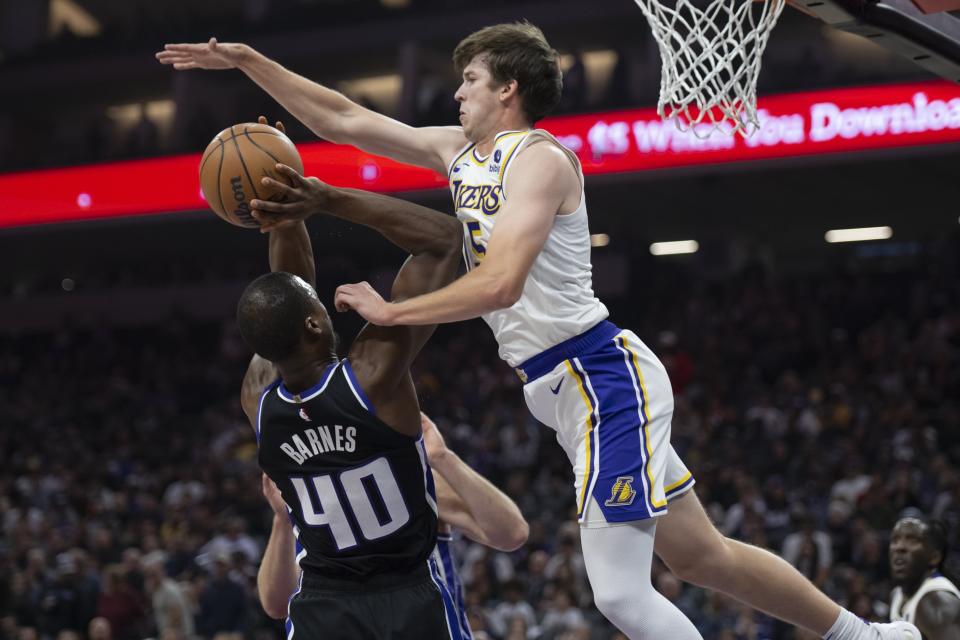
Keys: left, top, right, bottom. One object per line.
{"left": 256, "top": 359, "right": 438, "bottom": 581}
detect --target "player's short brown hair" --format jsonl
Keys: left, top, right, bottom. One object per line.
{"left": 453, "top": 22, "right": 562, "bottom": 124}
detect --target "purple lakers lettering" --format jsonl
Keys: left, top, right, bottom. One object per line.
{"left": 451, "top": 180, "right": 503, "bottom": 216}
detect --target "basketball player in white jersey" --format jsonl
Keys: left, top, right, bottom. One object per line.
{"left": 158, "top": 23, "right": 918, "bottom": 640}
{"left": 258, "top": 413, "right": 527, "bottom": 640}
{"left": 889, "top": 517, "right": 960, "bottom": 639}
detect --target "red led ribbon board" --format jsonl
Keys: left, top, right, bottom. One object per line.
{"left": 2, "top": 80, "right": 959, "bottom": 228}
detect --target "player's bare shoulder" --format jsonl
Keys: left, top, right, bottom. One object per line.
{"left": 425, "top": 125, "right": 470, "bottom": 172}
{"left": 504, "top": 134, "right": 582, "bottom": 214}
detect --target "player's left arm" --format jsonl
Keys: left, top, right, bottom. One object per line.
{"left": 257, "top": 474, "right": 301, "bottom": 619}
{"left": 915, "top": 591, "right": 960, "bottom": 640}
{"left": 424, "top": 413, "right": 529, "bottom": 552}
{"left": 240, "top": 185, "right": 317, "bottom": 425}
{"left": 335, "top": 143, "right": 577, "bottom": 326}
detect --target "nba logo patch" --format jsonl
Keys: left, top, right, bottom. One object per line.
{"left": 605, "top": 476, "right": 637, "bottom": 506}
{"left": 299, "top": 408, "right": 311, "bottom": 422}
{"left": 494, "top": 149, "right": 502, "bottom": 162}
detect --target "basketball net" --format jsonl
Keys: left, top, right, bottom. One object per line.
{"left": 632, "top": 0, "right": 787, "bottom": 137}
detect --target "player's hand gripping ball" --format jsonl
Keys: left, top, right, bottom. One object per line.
{"left": 199, "top": 117, "right": 303, "bottom": 228}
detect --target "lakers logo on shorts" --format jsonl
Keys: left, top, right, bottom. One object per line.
{"left": 605, "top": 476, "right": 637, "bottom": 507}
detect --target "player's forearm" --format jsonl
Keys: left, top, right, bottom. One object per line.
{"left": 431, "top": 450, "right": 528, "bottom": 551}
{"left": 269, "top": 223, "right": 316, "bottom": 287}
{"left": 387, "top": 264, "right": 517, "bottom": 325}
{"left": 257, "top": 515, "right": 300, "bottom": 619}
{"left": 324, "top": 188, "right": 461, "bottom": 257}
{"left": 236, "top": 48, "right": 355, "bottom": 143}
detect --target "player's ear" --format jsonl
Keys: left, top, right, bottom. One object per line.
{"left": 499, "top": 79, "right": 519, "bottom": 103}
{"left": 304, "top": 315, "right": 325, "bottom": 337}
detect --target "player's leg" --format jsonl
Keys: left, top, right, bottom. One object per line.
{"left": 654, "top": 491, "right": 920, "bottom": 640}
{"left": 581, "top": 519, "right": 704, "bottom": 640}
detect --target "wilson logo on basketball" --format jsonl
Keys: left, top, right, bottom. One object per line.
{"left": 229, "top": 176, "right": 255, "bottom": 226}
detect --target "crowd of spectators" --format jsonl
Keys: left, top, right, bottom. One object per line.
{"left": 1, "top": 246, "right": 958, "bottom": 640}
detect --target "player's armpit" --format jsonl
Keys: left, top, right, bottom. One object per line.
{"left": 240, "top": 355, "right": 278, "bottom": 428}
{"left": 916, "top": 591, "right": 960, "bottom": 640}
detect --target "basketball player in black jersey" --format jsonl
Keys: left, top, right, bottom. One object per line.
{"left": 236, "top": 159, "right": 465, "bottom": 639}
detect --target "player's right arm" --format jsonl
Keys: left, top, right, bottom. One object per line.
{"left": 423, "top": 414, "right": 529, "bottom": 552}
{"left": 257, "top": 474, "right": 300, "bottom": 619}
{"left": 155, "top": 39, "right": 466, "bottom": 174}
{"left": 240, "top": 177, "right": 317, "bottom": 424}
{"left": 915, "top": 591, "right": 960, "bottom": 640}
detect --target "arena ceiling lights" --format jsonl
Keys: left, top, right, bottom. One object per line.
{"left": 650, "top": 240, "right": 700, "bottom": 256}
{"left": 1, "top": 81, "right": 959, "bottom": 229}
{"left": 824, "top": 226, "right": 895, "bottom": 243}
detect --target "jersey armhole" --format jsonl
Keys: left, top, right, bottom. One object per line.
{"left": 446, "top": 141, "right": 475, "bottom": 178}
{"left": 342, "top": 359, "right": 377, "bottom": 415}
{"left": 501, "top": 130, "right": 585, "bottom": 209}
{"left": 255, "top": 379, "right": 282, "bottom": 444}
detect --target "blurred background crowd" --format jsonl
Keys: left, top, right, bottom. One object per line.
{"left": 3, "top": 1, "right": 959, "bottom": 639}
{"left": 1, "top": 234, "right": 957, "bottom": 640}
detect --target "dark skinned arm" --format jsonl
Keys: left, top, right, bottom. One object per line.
{"left": 248, "top": 170, "right": 462, "bottom": 436}
{"left": 240, "top": 131, "right": 318, "bottom": 426}
{"left": 240, "top": 223, "right": 316, "bottom": 425}
{"left": 915, "top": 591, "right": 960, "bottom": 640}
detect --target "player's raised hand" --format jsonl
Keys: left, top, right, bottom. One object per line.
{"left": 334, "top": 281, "right": 395, "bottom": 326}
{"left": 155, "top": 37, "right": 247, "bottom": 70}
{"left": 420, "top": 413, "right": 450, "bottom": 465}
{"left": 257, "top": 115, "right": 285, "bottom": 134}
{"left": 250, "top": 163, "right": 331, "bottom": 233}
{"left": 261, "top": 473, "right": 288, "bottom": 518}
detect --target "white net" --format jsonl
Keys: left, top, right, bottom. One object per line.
{"left": 632, "top": 0, "right": 787, "bottom": 137}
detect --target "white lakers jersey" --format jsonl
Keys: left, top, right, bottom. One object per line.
{"left": 447, "top": 129, "right": 608, "bottom": 367}
{"left": 891, "top": 574, "right": 960, "bottom": 623}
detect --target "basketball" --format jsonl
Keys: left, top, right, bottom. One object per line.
{"left": 199, "top": 123, "right": 304, "bottom": 228}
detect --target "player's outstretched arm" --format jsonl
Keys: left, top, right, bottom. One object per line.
{"left": 156, "top": 38, "right": 465, "bottom": 173}
{"left": 257, "top": 474, "right": 300, "bottom": 619}
{"left": 251, "top": 165, "right": 459, "bottom": 261}
{"left": 424, "top": 414, "right": 528, "bottom": 552}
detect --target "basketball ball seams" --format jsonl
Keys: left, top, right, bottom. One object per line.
{"left": 230, "top": 129, "right": 262, "bottom": 204}
{"left": 198, "top": 136, "right": 221, "bottom": 176}
{"left": 243, "top": 126, "right": 284, "bottom": 165}
{"left": 243, "top": 128, "right": 295, "bottom": 201}
{"left": 200, "top": 123, "right": 302, "bottom": 228}
{"left": 214, "top": 139, "right": 227, "bottom": 217}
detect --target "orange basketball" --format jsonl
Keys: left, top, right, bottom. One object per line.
{"left": 199, "top": 123, "right": 304, "bottom": 228}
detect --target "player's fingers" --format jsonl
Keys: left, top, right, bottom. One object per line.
{"left": 163, "top": 43, "right": 202, "bottom": 53}
{"left": 208, "top": 37, "right": 218, "bottom": 51}
{"left": 334, "top": 289, "right": 351, "bottom": 312}
{"left": 258, "top": 176, "right": 298, "bottom": 198}
{"left": 155, "top": 53, "right": 190, "bottom": 64}
{"left": 173, "top": 62, "right": 198, "bottom": 71}
{"left": 275, "top": 121, "right": 286, "bottom": 133}
{"left": 257, "top": 116, "right": 267, "bottom": 125}
{"left": 274, "top": 163, "right": 306, "bottom": 184}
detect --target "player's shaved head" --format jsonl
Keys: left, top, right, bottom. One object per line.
{"left": 237, "top": 272, "right": 330, "bottom": 362}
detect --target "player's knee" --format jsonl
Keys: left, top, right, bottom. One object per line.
{"left": 591, "top": 580, "right": 638, "bottom": 625}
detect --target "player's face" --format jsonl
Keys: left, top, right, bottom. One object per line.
{"left": 889, "top": 519, "right": 933, "bottom": 585}
{"left": 454, "top": 56, "right": 505, "bottom": 142}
